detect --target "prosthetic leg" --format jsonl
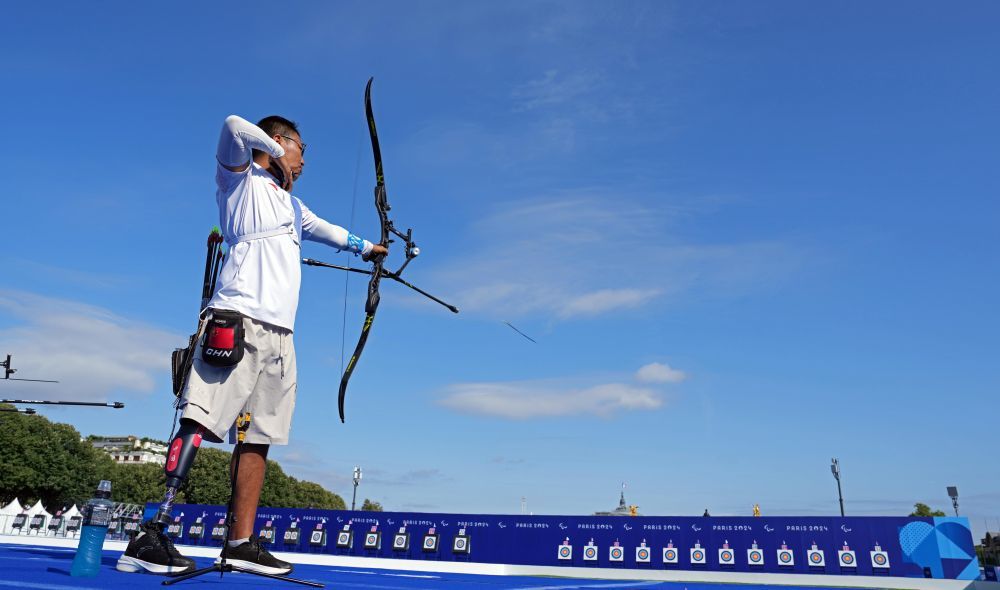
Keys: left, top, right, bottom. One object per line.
{"left": 162, "top": 413, "right": 322, "bottom": 588}
{"left": 152, "top": 419, "right": 205, "bottom": 526}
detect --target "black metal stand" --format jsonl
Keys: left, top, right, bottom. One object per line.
{"left": 163, "top": 413, "right": 322, "bottom": 588}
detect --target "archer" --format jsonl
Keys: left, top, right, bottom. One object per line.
{"left": 117, "top": 114, "right": 386, "bottom": 576}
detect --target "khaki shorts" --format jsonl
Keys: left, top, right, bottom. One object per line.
{"left": 181, "top": 313, "right": 297, "bottom": 445}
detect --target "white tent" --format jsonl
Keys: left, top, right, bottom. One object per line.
{"left": 26, "top": 500, "right": 51, "bottom": 518}
{"left": 0, "top": 498, "right": 23, "bottom": 515}
{"left": 0, "top": 498, "right": 24, "bottom": 514}
{"left": 0, "top": 498, "right": 24, "bottom": 535}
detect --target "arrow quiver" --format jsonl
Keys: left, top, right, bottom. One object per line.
{"left": 171, "top": 228, "right": 224, "bottom": 400}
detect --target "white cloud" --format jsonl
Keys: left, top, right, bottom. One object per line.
{"left": 363, "top": 468, "right": 451, "bottom": 487}
{"left": 0, "top": 290, "right": 181, "bottom": 401}
{"left": 439, "top": 359, "right": 689, "bottom": 420}
{"left": 560, "top": 288, "right": 663, "bottom": 318}
{"left": 427, "top": 194, "right": 800, "bottom": 321}
{"left": 636, "top": 362, "right": 687, "bottom": 384}
{"left": 439, "top": 379, "right": 666, "bottom": 421}
{"left": 511, "top": 69, "right": 603, "bottom": 112}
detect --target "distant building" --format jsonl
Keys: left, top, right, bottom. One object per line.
{"left": 110, "top": 450, "right": 166, "bottom": 466}
{"left": 594, "top": 490, "right": 642, "bottom": 517}
{"left": 89, "top": 435, "right": 167, "bottom": 465}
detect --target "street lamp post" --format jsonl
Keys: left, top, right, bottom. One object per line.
{"left": 351, "top": 466, "right": 362, "bottom": 511}
{"left": 947, "top": 486, "right": 959, "bottom": 516}
{"left": 831, "top": 458, "right": 845, "bottom": 517}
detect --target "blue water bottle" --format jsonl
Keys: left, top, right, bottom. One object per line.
{"left": 70, "top": 480, "right": 113, "bottom": 578}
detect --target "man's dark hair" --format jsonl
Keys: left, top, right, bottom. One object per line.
{"left": 252, "top": 115, "right": 299, "bottom": 158}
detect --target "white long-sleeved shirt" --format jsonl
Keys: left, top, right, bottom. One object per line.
{"left": 207, "top": 115, "right": 373, "bottom": 330}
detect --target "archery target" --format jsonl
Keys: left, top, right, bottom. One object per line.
{"left": 583, "top": 545, "right": 598, "bottom": 561}
{"left": 719, "top": 549, "right": 735, "bottom": 565}
{"left": 310, "top": 530, "right": 325, "bottom": 545}
{"left": 871, "top": 550, "right": 889, "bottom": 568}
{"left": 393, "top": 533, "right": 409, "bottom": 550}
{"left": 453, "top": 535, "right": 470, "bottom": 554}
{"left": 636, "top": 547, "right": 651, "bottom": 563}
{"left": 558, "top": 545, "right": 573, "bottom": 560}
{"left": 748, "top": 549, "right": 764, "bottom": 565}
{"left": 609, "top": 546, "right": 624, "bottom": 562}
{"left": 808, "top": 549, "right": 825, "bottom": 567}
{"left": 690, "top": 548, "right": 706, "bottom": 564}
{"left": 364, "top": 532, "right": 380, "bottom": 549}
{"left": 423, "top": 534, "right": 439, "bottom": 551}
{"left": 838, "top": 550, "right": 856, "bottom": 567}
{"left": 336, "top": 531, "right": 352, "bottom": 547}
{"left": 663, "top": 548, "right": 679, "bottom": 564}
{"left": 777, "top": 549, "right": 794, "bottom": 565}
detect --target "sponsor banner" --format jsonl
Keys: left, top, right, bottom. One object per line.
{"left": 145, "top": 504, "right": 977, "bottom": 580}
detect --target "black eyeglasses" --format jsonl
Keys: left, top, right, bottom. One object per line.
{"left": 280, "top": 134, "right": 307, "bottom": 155}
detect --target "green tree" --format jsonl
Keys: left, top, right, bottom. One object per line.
{"left": 110, "top": 462, "right": 167, "bottom": 505}
{"left": 182, "top": 447, "right": 233, "bottom": 505}
{"left": 180, "top": 447, "right": 346, "bottom": 509}
{"left": 290, "top": 480, "right": 346, "bottom": 510}
{"left": 361, "top": 499, "right": 383, "bottom": 511}
{"left": 0, "top": 405, "right": 113, "bottom": 507}
{"left": 259, "top": 460, "right": 295, "bottom": 507}
{"left": 0, "top": 406, "right": 346, "bottom": 511}
{"left": 910, "top": 502, "right": 947, "bottom": 517}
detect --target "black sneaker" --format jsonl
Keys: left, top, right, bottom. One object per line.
{"left": 218, "top": 535, "right": 293, "bottom": 575}
{"left": 116, "top": 522, "right": 197, "bottom": 575}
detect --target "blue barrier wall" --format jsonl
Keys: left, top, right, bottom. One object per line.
{"left": 144, "top": 504, "right": 978, "bottom": 581}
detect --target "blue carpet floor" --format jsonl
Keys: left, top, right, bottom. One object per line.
{"left": 0, "top": 542, "right": 861, "bottom": 589}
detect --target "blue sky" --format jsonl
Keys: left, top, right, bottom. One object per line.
{"left": 1, "top": 2, "right": 997, "bottom": 536}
